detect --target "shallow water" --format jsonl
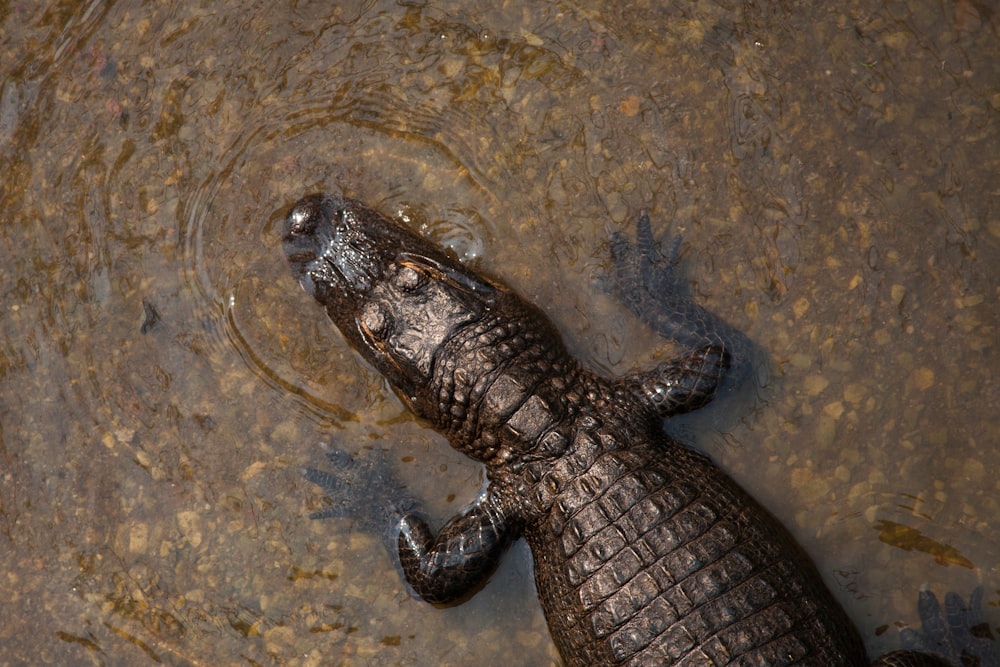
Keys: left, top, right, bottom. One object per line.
{"left": 1, "top": 1, "right": 997, "bottom": 665}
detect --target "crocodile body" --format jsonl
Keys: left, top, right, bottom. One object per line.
{"left": 282, "top": 194, "right": 950, "bottom": 666}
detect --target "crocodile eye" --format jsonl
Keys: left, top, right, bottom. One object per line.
{"left": 393, "top": 265, "right": 427, "bottom": 292}
{"left": 359, "top": 302, "right": 392, "bottom": 340}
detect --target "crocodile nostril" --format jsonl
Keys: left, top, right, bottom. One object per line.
{"left": 287, "top": 201, "right": 320, "bottom": 236}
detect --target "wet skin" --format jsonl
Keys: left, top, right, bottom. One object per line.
{"left": 282, "top": 194, "right": 952, "bottom": 667}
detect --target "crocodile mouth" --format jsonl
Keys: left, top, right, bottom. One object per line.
{"left": 282, "top": 194, "right": 381, "bottom": 298}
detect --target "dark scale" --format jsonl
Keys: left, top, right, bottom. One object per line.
{"left": 283, "top": 194, "right": 965, "bottom": 667}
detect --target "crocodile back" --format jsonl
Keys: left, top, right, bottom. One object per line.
{"left": 521, "top": 417, "right": 868, "bottom": 667}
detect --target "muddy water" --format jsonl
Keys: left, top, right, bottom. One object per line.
{"left": 1, "top": 1, "right": 997, "bottom": 665}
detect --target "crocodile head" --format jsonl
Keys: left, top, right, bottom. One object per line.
{"left": 282, "top": 194, "right": 502, "bottom": 419}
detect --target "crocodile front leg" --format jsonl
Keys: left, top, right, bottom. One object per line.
{"left": 305, "top": 446, "right": 519, "bottom": 605}
{"left": 610, "top": 210, "right": 753, "bottom": 392}
{"left": 622, "top": 344, "right": 730, "bottom": 417}
{"left": 397, "top": 492, "right": 518, "bottom": 605}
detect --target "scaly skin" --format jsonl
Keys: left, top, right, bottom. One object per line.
{"left": 283, "top": 194, "right": 951, "bottom": 666}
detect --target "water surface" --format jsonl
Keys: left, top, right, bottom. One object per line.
{"left": 1, "top": 1, "right": 997, "bottom": 664}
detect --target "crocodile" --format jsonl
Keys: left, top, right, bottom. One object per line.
{"left": 282, "top": 193, "right": 953, "bottom": 666}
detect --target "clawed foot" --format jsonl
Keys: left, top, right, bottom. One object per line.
{"left": 899, "top": 587, "right": 998, "bottom": 667}
{"left": 609, "top": 210, "right": 685, "bottom": 312}
{"left": 303, "top": 444, "right": 418, "bottom": 541}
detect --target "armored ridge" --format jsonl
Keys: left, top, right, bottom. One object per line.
{"left": 283, "top": 194, "right": 952, "bottom": 666}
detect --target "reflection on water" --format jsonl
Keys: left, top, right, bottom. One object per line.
{"left": 1, "top": 0, "right": 997, "bottom": 664}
